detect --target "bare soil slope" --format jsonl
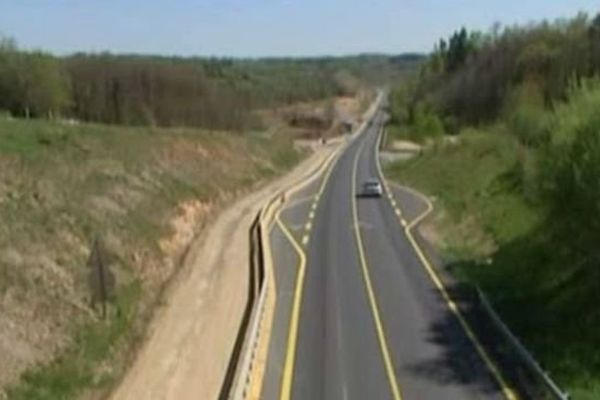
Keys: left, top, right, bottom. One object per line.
{"left": 0, "top": 118, "right": 299, "bottom": 399}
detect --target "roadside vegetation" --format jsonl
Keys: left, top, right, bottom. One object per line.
{"left": 386, "top": 12, "right": 600, "bottom": 399}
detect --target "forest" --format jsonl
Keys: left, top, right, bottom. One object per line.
{"left": 0, "top": 36, "right": 418, "bottom": 130}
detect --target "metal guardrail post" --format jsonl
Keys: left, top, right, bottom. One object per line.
{"left": 476, "top": 288, "right": 570, "bottom": 400}
{"left": 256, "top": 223, "right": 265, "bottom": 293}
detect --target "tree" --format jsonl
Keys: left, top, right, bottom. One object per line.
{"left": 0, "top": 38, "right": 68, "bottom": 118}
{"left": 446, "top": 28, "right": 470, "bottom": 72}
{"left": 87, "top": 238, "right": 116, "bottom": 318}
{"left": 589, "top": 13, "right": 600, "bottom": 73}
{"left": 17, "top": 52, "right": 69, "bottom": 118}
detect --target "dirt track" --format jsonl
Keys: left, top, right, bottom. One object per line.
{"left": 110, "top": 142, "right": 338, "bottom": 400}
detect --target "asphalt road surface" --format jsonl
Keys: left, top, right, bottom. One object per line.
{"left": 263, "top": 111, "right": 512, "bottom": 400}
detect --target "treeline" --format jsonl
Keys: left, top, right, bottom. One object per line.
{"left": 63, "top": 55, "right": 345, "bottom": 129}
{"left": 0, "top": 37, "right": 68, "bottom": 119}
{"left": 0, "top": 37, "right": 414, "bottom": 130}
{"left": 392, "top": 12, "right": 600, "bottom": 221}
{"left": 393, "top": 13, "right": 600, "bottom": 135}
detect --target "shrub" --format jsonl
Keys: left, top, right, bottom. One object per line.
{"left": 413, "top": 107, "right": 445, "bottom": 140}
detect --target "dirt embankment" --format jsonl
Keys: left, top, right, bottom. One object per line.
{"left": 0, "top": 119, "right": 298, "bottom": 399}
{"left": 260, "top": 92, "right": 373, "bottom": 141}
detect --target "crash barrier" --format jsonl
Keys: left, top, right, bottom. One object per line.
{"left": 217, "top": 213, "right": 263, "bottom": 400}
{"left": 476, "top": 288, "right": 570, "bottom": 400}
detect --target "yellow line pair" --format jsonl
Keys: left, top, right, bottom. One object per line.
{"left": 278, "top": 135, "right": 404, "bottom": 400}
{"left": 277, "top": 135, "right": 404, "bottom": 400}
{"left": 351, "top": 139, "right": 404, "bottom": 399}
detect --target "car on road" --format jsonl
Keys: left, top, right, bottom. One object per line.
{"left": 360, "top": 179, "right": 383, "bottom": 197}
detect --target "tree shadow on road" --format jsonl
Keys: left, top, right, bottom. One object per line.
{"left": 403, "top": 284, "right": 510, "bottom": 398}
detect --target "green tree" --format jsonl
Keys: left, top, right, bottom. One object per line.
{"left": 0, "top": 36, "right": 19, "bottom": 113}
{"left": 17, "top": 52, "right": 69, "bottom": 118}
{"left": 0, "top": 38, "right": 68, "bottom": 118}
{"left": 589, "top": 13, "right": 600, "bottom": 73}
{"left": 446, "top": 28, "right": 470, "bottom": 72}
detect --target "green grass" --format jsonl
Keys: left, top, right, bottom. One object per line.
{"left": 386, "top": 129, "right": 600, "bottom": 399}
{"left": 387, "top": 130, "right": 532, "bottom": 257}
{"left": 386, "top": 122, "right": 434, "bottom": 145}
{"left": 386, "top": 123, "right": 413, "bottom": 143}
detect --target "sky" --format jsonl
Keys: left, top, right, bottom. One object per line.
{"left": 0, "top": 0, "right": 598, "bottom": 57}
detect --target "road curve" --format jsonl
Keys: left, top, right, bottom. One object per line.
{"left": 265, "top": 110, "right": 512, "bottom": 399}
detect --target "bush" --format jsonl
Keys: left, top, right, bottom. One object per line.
{"left": 551, "top": 78, "right": 600, "bottom": 144}
{"left": 542, "top": 80, "right": 600, "bottom": 259}
{"left": 412, "top": 107, "right": 445, "bottom": 140}
{"left": 505, "top": 81, "right": 550, "bottom": 147}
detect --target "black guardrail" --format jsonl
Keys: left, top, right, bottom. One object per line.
{"left": 218, "top": 212, "right": 264, "bottom": 400}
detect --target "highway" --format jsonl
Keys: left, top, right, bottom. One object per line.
{"left": 261, "top": 109, "right": 515, "bottom": 399}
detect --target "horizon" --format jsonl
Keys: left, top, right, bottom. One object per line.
{"left": 0, "top": 1, "right": 598, "bottom": 58}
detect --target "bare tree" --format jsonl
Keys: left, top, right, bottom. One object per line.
{"left": 87, "top": 237, "right": 116, "bottom": 319}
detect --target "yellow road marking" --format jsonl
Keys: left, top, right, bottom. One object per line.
{"left": 279, "top": 149, "right": 340, "bottom": 400}
{"left": 277, "top": 216, "right": 307, "bottom": 400}
{"left": 248, "top": 148, "right": 336, "bottom": 398}
{"left": 351, "top": 139, "right": 403, "bottom": 400}
{"left": 373, "top": 128, "right": 519, "bottom": 400}
{"left": 246, "top": 195, "right": 280, "bottom": 399}
{"left": 247, "top": 131, "right": 350, "bottom": 397}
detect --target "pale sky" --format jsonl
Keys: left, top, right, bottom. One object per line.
{"left": 0, "top": 0, "right": 598, "bottom": 57}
